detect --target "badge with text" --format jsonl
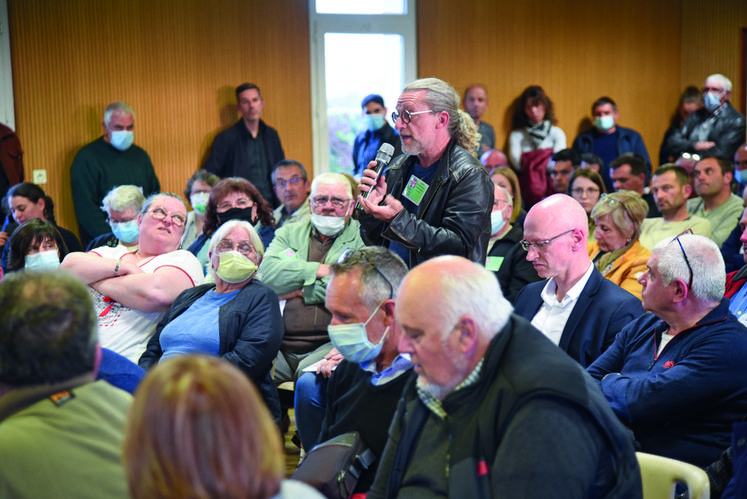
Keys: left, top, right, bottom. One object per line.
{"left": 486, "top": 256, "right": 504, "bottom": 271}
{"left": 402, "top": 175, "right": 429, "bottom": 205}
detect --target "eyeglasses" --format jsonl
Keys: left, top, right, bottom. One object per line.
{"left": 571, "top": 187, "right": 600, "bottom": 197}
{"left": 275, "top": 176, "right": 304, "bottom": 188}
{"left": 392, "top": 109, "right": 434, "bottom": 124}
{"left": 148, "top": 207, "right": 186, "bottom": 227}
{"left": 311, "top": 196, "right": 350, "bottom": 209}
{"left": 598, "top": 193, "right": 636, "bottom": 220}
{"left": 337, "top": 249, "right": 394, "bottom": 300}
{"left": 216, "top": 238, "right": 256, "bottom": 256}
{"left": 520, "top": 229, "right": 574, "bottom": 252}
{"left": 217, "top": 197, "right": 253, "bottom": 212}
{"left": 680, "top": 152, "right": 701, "bottom": 162}
{"left": 672, "top": 235, "right": 694, "bottom": 290}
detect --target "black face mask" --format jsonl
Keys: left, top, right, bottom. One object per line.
{"left": 217, "top": 207, "right": 256, "bottom": 225}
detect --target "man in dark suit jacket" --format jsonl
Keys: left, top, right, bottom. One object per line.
{"left": 203, "top": 83, "right": 285, "bottom": 207}
{"left": 513, "top": 194, "right": 644, "bottom": 367}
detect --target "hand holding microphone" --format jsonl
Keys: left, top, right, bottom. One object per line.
{"left": 355, "top": 142, "right": 395, "bottom": 210}
{"left": 355, "top": 143, "right": 403, "bottom": 223}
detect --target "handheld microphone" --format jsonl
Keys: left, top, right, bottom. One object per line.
{"left": 360, "top": 142, "right": 395, "bottom": 201}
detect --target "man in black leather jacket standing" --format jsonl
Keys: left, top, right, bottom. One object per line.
{"left": 356, "top": 77, "right": 493, "bottom": 268}
{"left": 666, "top": 73, "right": 746, "bottom": 162}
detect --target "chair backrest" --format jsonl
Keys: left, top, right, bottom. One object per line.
{"left": 636, "top": 452, "right": 710, "bottom": 499}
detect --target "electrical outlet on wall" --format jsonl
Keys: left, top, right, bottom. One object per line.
{"left": 32, "top": 169, "right": 47, "bottom": 184}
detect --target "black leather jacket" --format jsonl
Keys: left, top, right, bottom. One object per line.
{"left": 357, "top": 140, "right": 493, "bottom": 267}
{"left": 666, "top": 102, "right": 746, "bottom": 160}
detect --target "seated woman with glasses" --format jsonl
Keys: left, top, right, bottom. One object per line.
{"left": 140, "top": 220, "right": 284, "bottom": 428}
{"left": 587, "top": 191, "right": 651, "bottom": 299}
{"left": 188, "top": 177, "right": 276, "bottom": 275}
{"left": 60, "top": 193, "right": 205, "bottom": 363}
{"left": 568, "top": 168, "right": 607, "bottom": 241}
{"left": 86, "top": 185, "right": 146, "bottom": 251}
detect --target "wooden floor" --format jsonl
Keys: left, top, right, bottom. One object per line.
{"left": 283, "top": 409, "right": 302, "bottom": 477}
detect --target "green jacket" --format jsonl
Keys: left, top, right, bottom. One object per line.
{"left": 259, "top": 218, "right": 365, "bottom": 305}
{"left": 0, "top": 377, "right": 132, "bottom": 498}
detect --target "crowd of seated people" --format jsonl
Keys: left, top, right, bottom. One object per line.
{"left": 1, "top": 71, "right": 747, "bottom": 498}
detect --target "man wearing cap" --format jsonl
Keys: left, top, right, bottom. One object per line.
{"left": 352, "top": 94, "right": 402, "bottom": 178}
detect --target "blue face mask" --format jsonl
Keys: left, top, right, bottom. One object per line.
{"left": 490, "top": 210, "right": 506, "bottom": 235}
{"left": 110, "top": 219, "right": 139, "bottom": 244}
{"left": 328, "top": 305, "right": 388, "bottom": 364}
{"left": 703, "top": 92, "right": 723, "bottom": 113}
{"left": 735, "top": 169, "right": 747, "bottom": 185}
{"left": 110, "top": 130, "right": 134, "bottom": 151}
{"left": 365, "top": 114, "right": 386, "bottom": 131}
{"left": 25, "top": 249, "right": 60, "bottom": 270}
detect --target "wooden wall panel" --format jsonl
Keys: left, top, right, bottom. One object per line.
{"left": 8, "top": 0, "right": 311, "bottom": 237}
{"left": 7, "top": 0, "right": 745, "bottom": 239}
{"left": 417, "top": 0, "right": 683, "bottom": 168}
{"left": 681, "top": 0, "right": 747, "bottom": 114}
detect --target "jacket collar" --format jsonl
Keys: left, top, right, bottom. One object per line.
{"left": 0, "top": 373, "right": 95, "bottom": 423}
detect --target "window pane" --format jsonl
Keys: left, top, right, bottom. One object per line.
{"left": 324, "top": 33, "right": 403, "bottom": 174}
{"left": 316, "top": 0, "right": 405, "bottom": 15}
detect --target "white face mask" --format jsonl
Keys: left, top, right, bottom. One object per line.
{"left": 190, "top": 192, "right": 210, "bottom": 215}
{"left": 311, "top": 213, "right": 346, "bottom": 237}
{"left": 25, "top": 249, "right": 61, "bottom": 270}
{"left": 110, "top": 130, "right": 134, "bottom": 151}
{"left": 490, "top": 210, "right": 506, "bottom": 235}
{"left": 328, "top": 305, "right": 388, "bottom": 364}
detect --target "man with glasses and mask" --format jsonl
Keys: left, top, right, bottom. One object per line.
{"left": 260, "top": 173, "right": 365, "bottom": 390}
{"left": 293, "top": 247, "right": 414, "bottom": 494}
{"left": 588, "top": 234, "right": 747, "bottom": 468}
{"left": 666, "top": 74, "right": 746, "bottom": 162}
{"left": 61, "top": 193, "right": 204, "bottom": 363}
{"left": 357, "top": 78, "right": 493, "bottom": 269}
{"left": 513, "top": 194, "right": 643, "bottom": 367}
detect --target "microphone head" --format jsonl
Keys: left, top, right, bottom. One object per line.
{"left": 375, "top": 143, "right": 396, "bottom": 164}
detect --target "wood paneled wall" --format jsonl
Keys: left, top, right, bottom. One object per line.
{"left": 418, "top": 0, "right": 683, "bottom": 164}
{"left": 681, "top": 0, "right": 747, "bottom": 114}
{"left": 8, "top": 0, "right": 311, "bottom": 236}
{"left": 7, "top": 0, "right": 746, "bottom": 238}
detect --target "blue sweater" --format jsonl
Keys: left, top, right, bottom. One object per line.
{"left": 588, "top": 299, "right": 747, "bottom": 467}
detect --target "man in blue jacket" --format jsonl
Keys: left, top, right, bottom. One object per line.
{"left": 513, "top": 194, "right": 644, "bottom": 367}
{"left": 588, "top": 234, "right": 747, "bottom": 467}
{"left": 572, "top": 96, "right": 651, "bottom": 192}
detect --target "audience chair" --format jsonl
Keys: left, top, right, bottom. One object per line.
{"left": 636, "top": 452, "right": 710, "bottom": 499}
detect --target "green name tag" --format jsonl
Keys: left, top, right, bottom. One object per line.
{"left": 486, "top": 256, "right": 504, "bottom": 271}
{"left": 402, "top": 175, "right": 429, "bottom": 205}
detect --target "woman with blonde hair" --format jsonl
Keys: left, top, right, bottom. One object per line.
{"left": 123, "top": 355, "right": 323, "bottom": 499}
{"left": 490, "top": 167, "right": 525, "bottom": 225}
{"left": 588, "top": 191, "right": 651, "bottom": 299}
